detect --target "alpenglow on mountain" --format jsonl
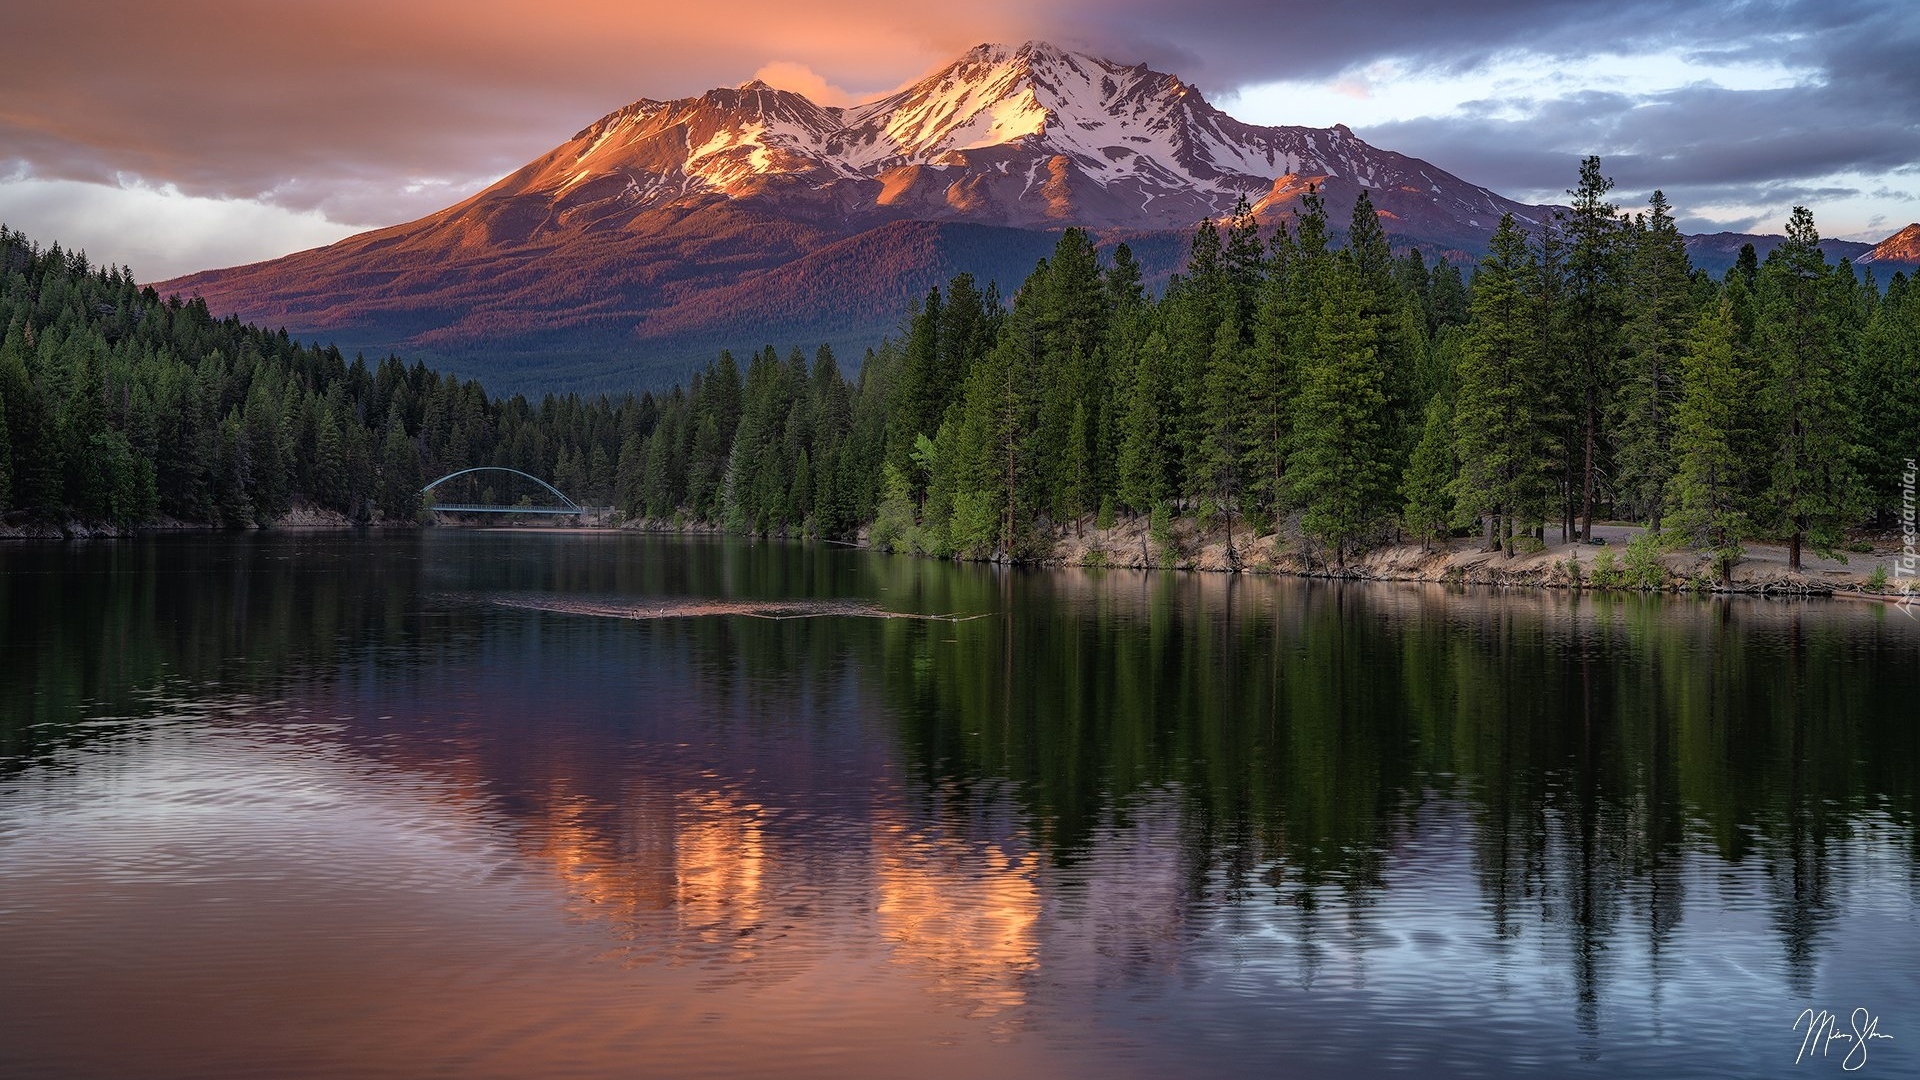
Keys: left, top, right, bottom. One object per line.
{"left": 153, "top": 42, "right": 1579, "bottom": 393}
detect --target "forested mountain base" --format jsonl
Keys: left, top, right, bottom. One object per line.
{"left": 4, "top": 156, "right": 1916, "bottom": 584}
{"left": 621, "top": 159, "right": 1916, "bottom": 585}
{"left": 0, "top": 226, "right": 645, "bottom": 531}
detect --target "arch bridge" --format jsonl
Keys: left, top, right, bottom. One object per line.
{"left": 421, "top": 467, "right": 590, "bottom": 516}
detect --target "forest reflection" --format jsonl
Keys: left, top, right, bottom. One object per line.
{"left": 3, "top": 532, "right": 1914, "bottom": 1018}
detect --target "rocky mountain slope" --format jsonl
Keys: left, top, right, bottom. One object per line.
{"left": 155, "top": 42, "right": 1913, "bottom": 394}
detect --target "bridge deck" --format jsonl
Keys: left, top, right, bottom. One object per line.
{"left": 430, "top": 505, "right": 584, "bottom": 515}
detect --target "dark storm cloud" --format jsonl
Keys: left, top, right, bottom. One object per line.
{"left": 1328, "top": 1, "right": 1920, "bottom": 236}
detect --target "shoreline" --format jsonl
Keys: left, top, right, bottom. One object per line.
{"left": 618, "top": 511, "right": 1910, "bottom": 601}
{"left": 8, "top": 508, "right": 1912, "bottom": 604}
{"left": 1024, "top": 513, "right": 1908, "bottom": 598}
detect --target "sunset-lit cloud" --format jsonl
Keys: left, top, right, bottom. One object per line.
{"left": 749, "top": 62, "right": 903, "bottom": 108}
{"left": 3, "top": 0, "right": 1914, "bottom": 277}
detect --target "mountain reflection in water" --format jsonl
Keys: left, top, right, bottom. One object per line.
{"left": 0, "top": 532, "right": 1913, "bottom": 1079}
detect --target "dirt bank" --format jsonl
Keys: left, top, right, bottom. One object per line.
{"left": 1033, "top": 513, "right": 1913, "bottom": 598}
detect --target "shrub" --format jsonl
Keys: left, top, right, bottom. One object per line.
{"left": 1623, "top": 530, "right": 1669, "bottom": 591}
{"left": 1591, "top": 549, "right": 1623, "bottom": 589}
{"left": 1149, "top": 502, "right": 1178, "bottom": 566}
{"left": 1867, "top": 564, "right": 1889, "bottom": 593}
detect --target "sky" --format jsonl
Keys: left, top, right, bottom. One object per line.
{"left": 2, "top": 0, "right": 1915, "bottom": 281}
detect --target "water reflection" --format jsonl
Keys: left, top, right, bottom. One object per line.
{"left": 1, "top": 533, "right": 1916, "bottom": 1078}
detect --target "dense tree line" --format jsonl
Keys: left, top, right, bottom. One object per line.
{"left": 0, "top": 225, "right": 642, "bottom": 526}
{"left": 6, "top": 156, "right": 1916, "bottom": 571}
{"left": 625, "top": 158, "right": 1912, "bottom": 577}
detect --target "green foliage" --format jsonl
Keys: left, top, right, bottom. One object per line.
{"left": 1615, "top": 190, "right": 1693, "bottom": 526}
{"left": 870, "top": 462, "right": 917, "bottom": 554}
{"left": 1449, "top": 214, "right": 1557, "bottom": 554}
{"left": 1563, "top": 551, "right": 1584, "bottom": 588}
{"left": 1664, "top": 297, "right": 1751, "bottom": 584}
{"left": 1562, "top": 154, "right": 1626, "bottom": 540}
{"left": 1148, "top": 501, "right": 1178, "bottom": 568}
{"left": 1622, "top": 529, "right": 1668, "bottom": 590}
{"left": 1866, "top": 564, "right": 1889, "bottom": 592}
{"left": 0, "top": 224, "right": 650, "bottom": 529}
{"left": 1291, "top": 262, "right": 1395, "bottom": 563}
{"left": 3, "top": 161, "right": 1903, "bottom": 563}
{"left": 1756, "top": 207, "right": 1864, "bottom": 569}
{"left": 1854, "top": 274, "right": 1920, "bottom": 523}
{"left": 1401, "top": 392, "right": 1456, "bottom": 548}
{"left": 1591, "top": 548, "right": 1623, "bottom": 589}
{"left": 0, "top": 384, "right": 11, "bottom": 510}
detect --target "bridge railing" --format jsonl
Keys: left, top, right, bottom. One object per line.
{"left": 419, "top": 467, "right": 592, "bottom": 516}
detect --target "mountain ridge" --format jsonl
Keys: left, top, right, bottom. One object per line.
{"left": 155, "top": 41, "right": 1918, "bottom": 395}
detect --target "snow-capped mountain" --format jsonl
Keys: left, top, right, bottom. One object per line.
{"left": 468, "top": 41, "right": 1545, "bottom": 237}
{"left": 145, "top": 43, "right": 1574, "bottom": 392}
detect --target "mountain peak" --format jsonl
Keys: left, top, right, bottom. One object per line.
{"left": 964, "top": 40, "right": 1074, "bottom": 65}
{"left": 158, "top": 40, "right": 1565, "bottom": 391}
{"left": 1862, "top": 222, "right": 1920, "bottom": 265}
{"left": 517, "top": 39, "right": 1547, "bottom": 232}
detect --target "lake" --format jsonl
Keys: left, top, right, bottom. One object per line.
{"left": 1, "top": 531, "right": 1915, "bottom": 1078}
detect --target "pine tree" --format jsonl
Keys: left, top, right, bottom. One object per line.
{"left": 0, "top": 385, "right": 11, "bottom": 511}
{"left": 1665, "top": 297, "right": 1751, "bottom": 584}
{"left": 1242, "top": 220, "right": 1300, "bottom": 521}
{"left": 375, "top": 409, "right": 421, "bottom": 524}
{"left": 1344, "top": 188, "right": 1419, "bottom": 483}
{"left": 1428, "top": 259, "right": 1470, "bottom": 332}
{"left": 686, "top": 353, "right": 741, "bottom": 517}
{"left": 1757, "top": 206, "right": 1862, "bottom": 569}
{"left": 887, "top": 287, "right": 944, "bottom": 480}
{"left": 1562, "top": 155, "right": 1625, "bottom": 542}
{"left": 1223, "top": 195, "right": 1265, "bottom": 328}
{"left": 2, "top": 325, "right": 62, "bottom": 518}
{"left": 1105, "top": 242, "right": 1147, "bottom": 311}
{"left": 1290, "top": 262, "right": 1395, "bottom": 565}
{"left": 614, "top": 430, "right": 647, "bottom": 516}
{"left": 1853, "top": 273, "right": 1920, "bottom": 524}
{"left": 1194, "top": 312, "right": 1247, "bottom": 557}
{"left": 1401, "top": 328, "right": 1460, "bottom": 548}
{"left": 1115, "top": 331, "right": 1177, "bottom": 513}
{"left": 1615, "top": 190, "right": 1693, "bottom": 528}
{"left": 1451, "top": 214, "right": 1556, "bottom": 554}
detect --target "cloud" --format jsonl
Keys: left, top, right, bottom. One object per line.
{"left": 749, "top": 62, "right": 909, "bottom": 108}
{"left": 0, "top": 0, "right": 1913, "bottom": 271}
{"left": 0, "top": 177, "right": 370, "bottom": 281}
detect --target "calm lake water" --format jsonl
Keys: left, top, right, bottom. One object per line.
{"left": 1, "top": 531, "right": 1915, "bottom": 1079}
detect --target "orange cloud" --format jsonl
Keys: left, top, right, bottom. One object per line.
{"left": 750, "top": 62, "right": 868, "bottom": 108}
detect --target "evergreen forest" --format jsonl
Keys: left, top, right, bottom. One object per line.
{"left": 2, "top": 157, "right": 1915, "bottom": 575}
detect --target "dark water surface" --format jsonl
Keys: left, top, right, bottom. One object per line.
{"left": 2, "top": 531, "right": 1915, "bottom": 1078}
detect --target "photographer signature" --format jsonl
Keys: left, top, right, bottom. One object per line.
{"left": 1795, "top": 1007, "right": 1894, "bottom": 1070}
